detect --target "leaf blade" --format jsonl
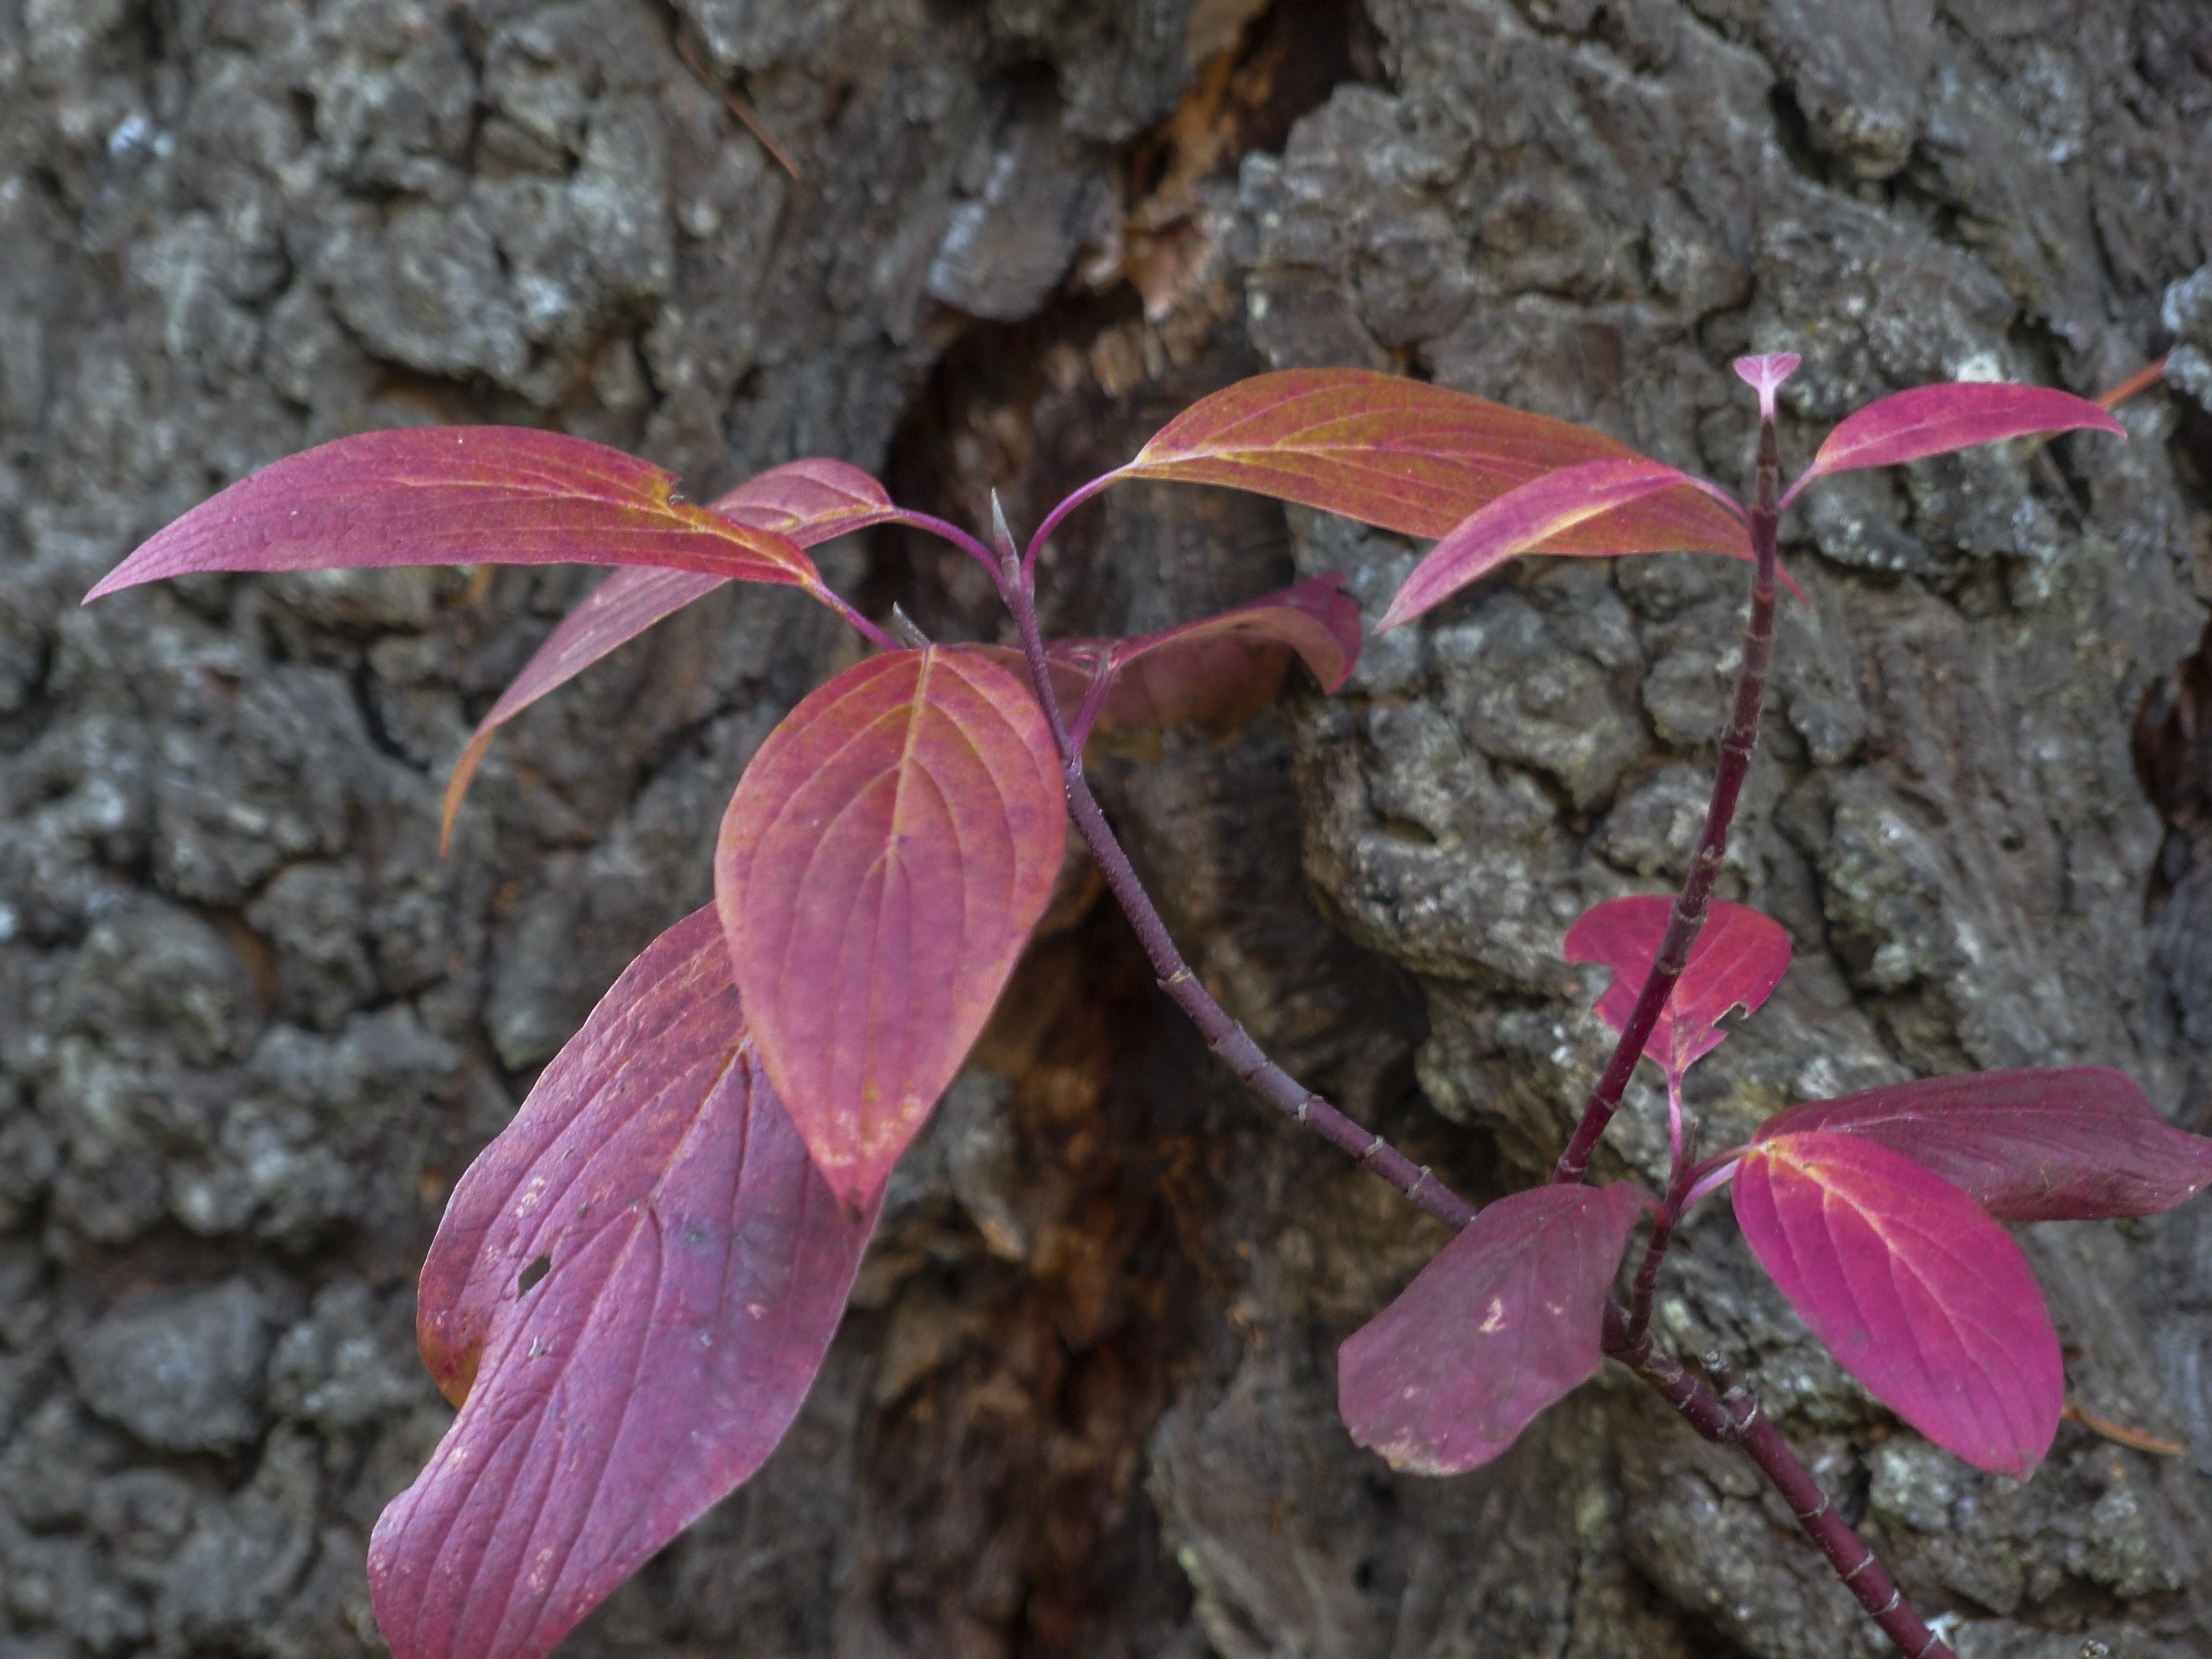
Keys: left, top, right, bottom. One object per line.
{"left": 1121, "top": 368, "right": 1637, "bottom": 539}
{"left": 85, "top": 426, "right": 817, "bottom": 601}
{"left": 375, "top": 907, "right": 879, "bottom": 1659}
{"left": 1733, "top": 1130, "right": 2062, "bottom": 1478}
{"left": 715, "top": 647, "right": 1067, "bottom": 1206}
{"left": 1755, "top": 1067, "right": 2212, "bottom": 1221}
{"left": 438, "top": 458, "right": 899, "bottom": 849}
{"left": 1799, "top": 384, "right": 2125, "bottom": 487}
{"left": 1378, "top": 459, "right": 1753, "bottom": 632}
{"left": 1564, "top": 896, "right": 1792, "bottom": 1084}
{"left": 1338, "top": 1183, "right": 1650, "bottom": 1474}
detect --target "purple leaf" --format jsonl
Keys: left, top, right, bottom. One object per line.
{"left": 1338, "top": 1183, "right": 1651, "bottom": 1474}
{"left": 1734, "top": 1130, "right": 2062, "bottom": 1478}
{"left": 1756, "top": 1067, "right": 2212, "bottom": 1221}
{"left": 1564, "top": 896, "right": 1793, "bottom": 1086}
{"left": 437, "top": 458, "right": 898, "bottom": 849}
{"left": 85, "top": 426, "right": 817, "bottom": 600}
{"left": 1379, "top": 459, "right": 1760, "bottom": 633}
{"left": 1783, "top": 383, "right": 2125, "bottom": 507}
{"left": 374, "top": 907, "right": 879, "bottom": 1659}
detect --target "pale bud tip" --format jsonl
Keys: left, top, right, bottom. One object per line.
{"left": 1733, "top": 353, "right": 1801, "bottom": 423}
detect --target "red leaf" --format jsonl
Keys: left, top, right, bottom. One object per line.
{"left": 1785, "top": 383, "right": 2124, "bottom": 505}
{"left": 1733, "top": 1130, "right": 2062, "bottom": 1478}
{"left": 1338, "top": 1183, "right": 1650, "bottom": 1474}
{"left": 85, "top": 426, "right": 818, "bottom": 601}
{"left": 1756, "top": 1067, "right": 2212, "bottom": 1222}
{"left": 979, "top": 572, "right": 1364, "bottom": 747}
{"left": 1564, "top": 897, "right": 1792, "bottom": 1085}
{"left": 438, "top": 459, "right": 898, "bottom": 849}
{"left": 1119, "top": 368, "right": 1637, "bottom": 539}
{"left": 715, "top": 647, "right": 1066, "bottom": 1207}
{"left": 374, "top": 907, "right": 879, "bottom": 1659}
{"left": 1378, "top": 459, "right": 1759, "bottom": 632}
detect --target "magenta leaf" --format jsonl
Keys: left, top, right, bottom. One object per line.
{"left": 85, "top": 426, "right": 820, "bottom": 601}
{"left": 1564, "top": 896, "right": 1792, "bottom": 1085}
{"left": 716, "top": 647, "right": 1067, "bottom": 1208}
{"left": 374, "top": 906, "right": 879, "bottom": 1659}
{"left": 1783, "top": 383, "right": 2125, "bottom": 507}
{"left": 1756, "top": 1067, "right": 2212, "bottom": 1222}
{"left": 1733, "top": 1130, "right": 2062, "bottom": 1478}
{"left": 1338, "top": 1183, "right": 1651, "bottom": 1474}
{"left": 438, "top": 458, "right": 899, "bottom": 848}
{"left": 1379, "top": 459, "right": 1761, "bottom": 633}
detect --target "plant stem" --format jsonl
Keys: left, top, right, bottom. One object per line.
{"left": 995, "top": 504, "right": 1950, "bottom": 1659}
{"left": 1552, "top": 420, "right": 1783, "bottom": 1187}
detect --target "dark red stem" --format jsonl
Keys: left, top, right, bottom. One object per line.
{"left": 1552, "top": 419, "right": 1782, "bottom": 1186}
{"left": 997, "top": 488, "right": 1949, "bottom": 1659}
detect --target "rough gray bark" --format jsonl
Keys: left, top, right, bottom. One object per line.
{"left": 3, "top": 1, "right": 2210, "bottom": 1656}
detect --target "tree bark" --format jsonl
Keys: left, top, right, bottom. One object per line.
{"left": 3, "top": 1, "right": 2210, "bottom": 1655}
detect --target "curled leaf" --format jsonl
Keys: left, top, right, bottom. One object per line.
{"left": 1378, "top": 459, "right": 1759, "bottom": 632}
{"left": 375, "top": 907, "right": 880, "bottom": 1659}
{"left": 715, "top": 647, "right": 1066, "bottom": 1207}
{"left": 979, "top": 572, "right": 1364, "bottom": 750}
{"left": 1756, "top": 1066, "right": 2212, "bottom": 1222}
{"left": 85, "top": 426, "right": 815, "bottom": 600}
{"left": 1338, "top": 1183, "right": 1650, "bottom": 1474}
{"left": 439, "top": 458, "right": 898, "bottom": 849}
{"left": 1733, "top": 1130, "right": 2062, "bottom": 1478}
{"left": 1564, "top": 896, "right": 1792, "bottom": 1086}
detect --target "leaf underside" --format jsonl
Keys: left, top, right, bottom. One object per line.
{"left": 373, "top": 907, "right": 880, "bottom": 1659}
{"left": 715, "top": 646, "right": 1067, "bottom": 1208}
{"left": 1338, "top": 1183, "right": 1650, "bottom": 1475}
{"left": 1733, "top": 1130, "right": 2062, "bottom": 1478}
{"left": 1756, "top": 1066, "right": 2212, "bottom": 1220}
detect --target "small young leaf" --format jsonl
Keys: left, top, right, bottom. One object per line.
{"left": 1564, "top": 896, "right": 1792, "bottom": 1085}
{"left": 978, "top": 572, "right": 1364, "bottom": 748}
{"left": 1733, "top": 1130, "right": 2062, "bottom": 1478}
{"left": 1786, "top": 383, "right": 2124, "bottom": 503}
{"left": 439, "top": 458, "right": 899, "bottom": 849}
{"left": 1756, "top": 1066, "right": 2212, "bottom": 1221}
{"left": 85, "top": 426, "right": 817, "bottom": 600}
{"left": 1338, "top": 1183, "right": 1650, "bottom": 1475}
{"left": 1119, "top": 368, "right": 1634, "bottom": 539}
{"left": 1377, "top": 459, "right": 1755, "bottom": 632}
{"left": 377, "top": 907, "right": 879, "bottom": 1659}
{"left": 716, "top": 647, "right": 1066, "bottom": 1208}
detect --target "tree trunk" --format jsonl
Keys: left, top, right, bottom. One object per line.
{"left": 4, "top": 1, "right": 2210, "bottom": 1655}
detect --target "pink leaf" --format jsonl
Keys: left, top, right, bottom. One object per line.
{"left": 1378, "top": 460, "right": 1761, "bottom": 633}
{"left": 714, "top": 647, "right": 1067, "bottom": 1208}
{"left": 1733, "top": 1130, "right": 2062, "bottom": 1478}
{"left": 1785, "top": 383, "right": 2125, "bottom": 507}
{"left": 1756, "top": 1067, "right": 2212, "bottom": 1222}
{"left": 374, "top": 907, "right": 879, "bottom": 1659}
{"left": 438, "top": 458, "right": 898, "bottom": 849}
{"left": 1338, "top": 1183, "right": 1650, "bottom": 1474}
{"left": 1734, "top": 352, "right": 1802, "bottom": 423}
{"left": 1564, "top": 897, "right": 1793, "bottom": 1085}
{"left": 85, "top": 426, "right": 818, "bottom": 601}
